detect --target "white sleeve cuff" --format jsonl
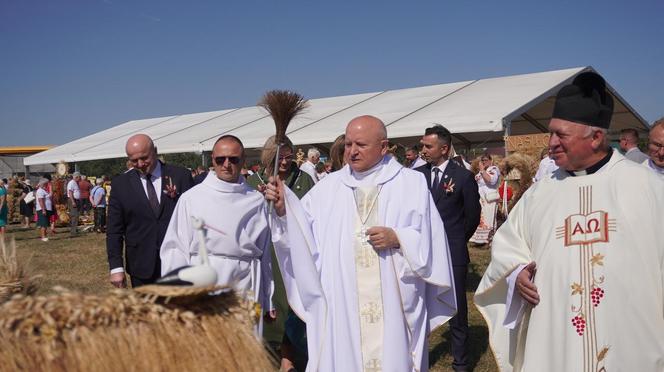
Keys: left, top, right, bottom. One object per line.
{"left": 503, "top": 264, "right": 527, "bottom": 329}
{"left": 110, "top": 267, "right": 125, "bottom": 275}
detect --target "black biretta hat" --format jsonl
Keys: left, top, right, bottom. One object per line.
{"left": 552, "top": 71, "right": 614, "bottom": 129}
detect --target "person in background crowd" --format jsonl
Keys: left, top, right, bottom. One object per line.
{"left": 315, "top": 161, "right": 328, "bottom": 180}
{"left": 247, "top": 134, "right": 315, "bottom": 371}
{"left": 35, "top": 178, "right": 53, "bottom": 242}
{"left": 193, "top": 166, "right": 208, "bottom": 185}
{"left": 43, "top": 174, "right": 57, "bottom": 236}
{"left": 299, "top": 147, "right": 320, "bottom": 183}
{"left": 329, "top": 134, "right": 347, "bottom": 171}
{"left": 67, "top": 172, "right": 82, "bottom": 237}
{"left": 619, "top": 128, "right": 649, "bottom": 163}
{"left": 533, "top": 147, "right": 559, "bottom": 182}
{"left": 405, "top": 145, "right": 427, "bottom": 169}
{"left": 78, "top": 175, "right": 93, "bottom": 217}
{"left": 90, "top": 178, "right": 107, "bottom": 233}
{"left": 642, "top": 117, "right": 664, "bottom": 179}
{"left": 415, "top": 124, "right": 481, "bottom": 372}
{"left": 470, "top": 153, "right": 501, "bottom": 244}
{"left": 125, "top": 160, "right": 134, "bottom": 173}
{"left": 0, "top": 179, "right": 7, "bottom": 237}
{"left": 452, "top": 154, "right": 472, "bottom": 170}
{"left": 19, "top": 178, "right": 35, "bottom": 229}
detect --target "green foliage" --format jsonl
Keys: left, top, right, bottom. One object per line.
{"left": 77, "top": 158, "right": 127, "bottom": 179}
{"left": 76, "top": 152, "right": 206, "bottom": 179}
{"left": 161, "top": 152, "right": 204, "bottom": 169}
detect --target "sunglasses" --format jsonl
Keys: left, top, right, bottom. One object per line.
{"left": 214, "top": 156, "right": 241, "bottom": 165}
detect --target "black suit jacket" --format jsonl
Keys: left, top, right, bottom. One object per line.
{"left": 416, "top": 161, "right": 481, "bottom": 266}
{"left": 106, "top": 162, "right": 194, "bottom": 279}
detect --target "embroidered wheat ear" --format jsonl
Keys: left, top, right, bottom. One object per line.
{"left": 258, "top": 90, "right": 308, "bottom": 212}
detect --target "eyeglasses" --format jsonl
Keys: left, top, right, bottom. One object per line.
{"left": 214, "top": 156, "right": 241, "bottom": 165}
{"left": 279, "top": 154, "right": 294, "bottom": 162}
{"left": 649, "top": 141, "right": 664, "bottom": 152}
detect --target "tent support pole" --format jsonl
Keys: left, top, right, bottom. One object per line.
{"left": 504, "top": 120, "right": 512, "bottom": 156}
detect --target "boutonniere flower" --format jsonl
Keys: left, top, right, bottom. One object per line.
{"left": 163, "top": 176, "right": 178, "bottom": 199}
{"left": 441, "top": 179, "right": 455, "bottom": 195}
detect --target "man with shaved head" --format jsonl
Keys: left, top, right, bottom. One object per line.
{"left": 265, "top": 115, "right": 456, "bottom": 371}
{"left": 107, "top": 134, "right": 194, "bottom": 288}
{"left": 619, "top": 128, "right": 649, "bottom": 163}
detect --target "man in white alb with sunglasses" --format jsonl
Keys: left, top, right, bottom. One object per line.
{"left": 160, "top": 135, "right": 275, "bottom": 330}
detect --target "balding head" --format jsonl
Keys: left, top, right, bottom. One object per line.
{"left": 125, "top": 134, "right": 158, "bottom": 174}
{"left": 648, "top": 118, "right": 664, "bottom": 168}
{"left": 344, "top": 115, "right": 388, "bottom": 172}
{"left": 347, "top": 115, "right": 387, "bottom": 140}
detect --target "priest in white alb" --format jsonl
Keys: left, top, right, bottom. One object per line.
{"left": 474, "top": 72, "right": 664, "bottom": 371}
{"left": 160, "top": 135, "right": 274, "bottom": 322}
{"left": 265, "top": 115, "right": 456, "bottom": 371}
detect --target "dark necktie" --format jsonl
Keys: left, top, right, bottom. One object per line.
{"left": 145, "top": 173, "right": 160, "bottom": 215}
{"left": 431, "top": 168, "right": 441, "bottom": 196}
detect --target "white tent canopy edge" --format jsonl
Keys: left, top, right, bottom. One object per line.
{"left": 24, "top": 66, "right": 649, "bottom": 166}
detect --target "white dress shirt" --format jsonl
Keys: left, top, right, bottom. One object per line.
{"left": 140, "top": 161, "right": 162, "bottom": 204}
{"left": 300, "top": 160, "right": 319, "bottom": 183}
{"left": 430, "top": 160, "right": 449, "bottom": 187}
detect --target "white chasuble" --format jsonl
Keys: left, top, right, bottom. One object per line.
{"left": 354, "top": 186, "right": 384, "bottom": 370}
{"left": 475, "top": 151, "right": 664, "bottom": 372}
{"left": 271, "top": 155, "right": 457, "bottom": 372}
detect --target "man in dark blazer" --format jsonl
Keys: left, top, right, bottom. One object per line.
{"left": 415, "top": 124, "right": 481, "bottom": 372}
{"left": 107, "top": 134, "right": 194, "bottom": 288}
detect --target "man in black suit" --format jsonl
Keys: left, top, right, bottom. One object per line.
{"left": 107, "top": 134, "right": 194, "bottom": 288}
{"left": 415, "top": 125, "right": 481, "bottom": 372}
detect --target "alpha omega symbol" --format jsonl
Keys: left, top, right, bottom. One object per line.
{"left": 556, "top": 185, "right": 616, "bottom": 247}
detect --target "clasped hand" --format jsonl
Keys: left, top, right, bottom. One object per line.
{"left": 365, "top": 226, "right": 400, "bottom": 250}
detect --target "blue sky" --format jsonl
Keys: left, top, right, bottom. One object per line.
{"left": 1, "top": 0, "right": 662, "bottom": 146}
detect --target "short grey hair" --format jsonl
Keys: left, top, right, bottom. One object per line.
{"left": 73, "top": 172, "right": 81, "bottom": 177}
{"left": 96, "top": 178, "right": 103, "bottom": 185}
{"left": 583, "top": 126, "right": 610, "bottom": 149}
{"left": 307, "top": 148, "right": 320, "bottom": 160}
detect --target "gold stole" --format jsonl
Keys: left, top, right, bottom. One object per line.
{"left": 353, "top": 186, "right": 384, "bottom": 371}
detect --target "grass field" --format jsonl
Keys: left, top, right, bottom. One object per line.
{"left": 7, "top": 224, "right": 498, "bottom": 372}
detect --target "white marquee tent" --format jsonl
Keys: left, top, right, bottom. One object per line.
{"left": 24, "top": 66, "right": 648, "bottom": 166}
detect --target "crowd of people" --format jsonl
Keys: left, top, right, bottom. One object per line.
{"left": 0, "top": 173, "right": 111, "bottom": 241}
{"left": 1, "top": 71, "right": 662, "bottom": 371}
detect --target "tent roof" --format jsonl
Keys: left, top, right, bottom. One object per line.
{"left": 25, "top": 66, "right": 648, "bottom": 165}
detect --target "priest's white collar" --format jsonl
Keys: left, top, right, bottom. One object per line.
{"left": 567, "top": 150, "right": 613, "bottom": 177}
{"left": 341, "top": 155, "right": 401, "bottom": 188}
{"left": 646, "top": 159, "right": 664, "bottom": 174}
{"left": 202, "top": 171, "right": 250, "bottom": 193}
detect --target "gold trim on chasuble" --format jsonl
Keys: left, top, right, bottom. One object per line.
{"left": 354, "top": 186, "right": 384, "bottom": 372}
{"left": 555, "top": 185, "right": 615, "bottom": 372}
